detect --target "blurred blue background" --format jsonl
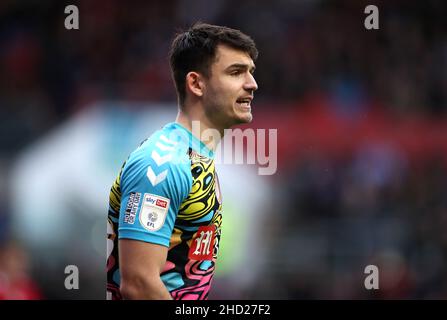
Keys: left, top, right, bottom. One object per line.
{"left": 0, "top": 0, "right": 446, "bottom": 299}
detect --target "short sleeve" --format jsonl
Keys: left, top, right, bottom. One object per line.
{"left": 118, "top": 138, "right": 192, "bottom": 247}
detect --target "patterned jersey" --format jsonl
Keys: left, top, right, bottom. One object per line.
{"left": 106, "top": 122, "right": 223, "bottom": 300}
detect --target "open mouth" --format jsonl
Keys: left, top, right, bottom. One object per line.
{"left": 236, "top": 97, "right": 252, "bottom": 108}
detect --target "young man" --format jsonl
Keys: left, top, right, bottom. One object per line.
{"left": 106, "top": 22, "right": 258, "bottom": 300}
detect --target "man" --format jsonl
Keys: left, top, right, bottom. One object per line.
{"left": 106, "top": 22, "right": 258, "bottom": 300}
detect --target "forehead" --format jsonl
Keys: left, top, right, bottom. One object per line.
{"left": 213, "top": 44, "right": 255, "bottom": 69}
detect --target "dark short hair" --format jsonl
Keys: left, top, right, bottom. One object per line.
{"left": 169, "top": 22, "right": 258, "bottom": 106}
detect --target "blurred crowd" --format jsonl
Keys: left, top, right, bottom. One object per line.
{"left": 1, "top": 0, "right": 446, "bottom": 155}
{"left": 254, "top": 150, "right": 447, "bottom": 299}
{"left": 0, "top": 0, "right": 446, "bottom": 299}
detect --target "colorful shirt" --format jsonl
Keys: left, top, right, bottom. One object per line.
{"left": 106, "top": 122, "right": 222, "bottom": 300}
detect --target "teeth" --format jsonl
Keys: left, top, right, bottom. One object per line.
{"left": 237, "top": 99, "right": 251, "bottom": 107}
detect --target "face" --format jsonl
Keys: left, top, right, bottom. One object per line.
{"left": 201, "top": 44, "right": 258, "bottom": 128}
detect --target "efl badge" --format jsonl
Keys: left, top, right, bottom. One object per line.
{"left": 139, "top": 193, "right": 170, "bottom": 232}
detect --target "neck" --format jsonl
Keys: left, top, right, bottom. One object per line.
{"left": 175, "top": 109, "right": 224, "bottom": 152}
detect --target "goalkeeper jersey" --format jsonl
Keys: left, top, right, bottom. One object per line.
{"left": 106, "top": 122, "right": 223, "bottom": 300}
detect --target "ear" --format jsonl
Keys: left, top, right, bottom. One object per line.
{"left": 185, "top": 72, "right": 204, "bottom": 98}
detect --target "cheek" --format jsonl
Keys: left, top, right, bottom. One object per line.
{"left": 206, "top": 77, "right": 241, "bottom": 107}
{"left": 209, "top": 83, "right": 235, "bottom": 103}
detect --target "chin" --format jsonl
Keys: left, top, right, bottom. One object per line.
{"left": 225, "top": 107, "right": 253, "bottom": 127}
{"left": 243, "top": 114, "right": 253, "bottom": 123}
{"left": 234, "top": 113, "right": 253, "bottom": 125}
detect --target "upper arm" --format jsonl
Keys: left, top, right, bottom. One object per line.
{"left": 118, "top": 238, "right": 173, "bottom": 299}
{"left": 116, "top": 137, "right": 191, "bottom": 298}
{"left": 119, "top": 238, "right": 167, "bottom": 282}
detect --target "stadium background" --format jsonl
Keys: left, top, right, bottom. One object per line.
{"left": 0, "top": 0, "right": 446, "bottom": 299}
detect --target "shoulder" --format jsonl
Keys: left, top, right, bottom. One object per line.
{"left": 121, "top": 126, "right": 192, "bottom": 191}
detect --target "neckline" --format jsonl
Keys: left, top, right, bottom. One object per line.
{"left": 166, "top": 122, "right": 215, "bottom": 158}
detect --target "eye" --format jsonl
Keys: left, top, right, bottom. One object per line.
{"left": 230, "top": 70, "right": 242, "bottom": 76}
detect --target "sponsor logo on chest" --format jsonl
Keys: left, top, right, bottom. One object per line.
{"left": 188, "top": 225, "right": 216, "bottom": 261}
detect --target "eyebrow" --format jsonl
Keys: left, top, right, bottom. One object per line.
{"left": 226, "top": 63, "right": 256, "bottom": 73}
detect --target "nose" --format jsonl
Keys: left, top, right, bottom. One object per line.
{"left": 244, "top": 72, "right": 258, "bottom": 92}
